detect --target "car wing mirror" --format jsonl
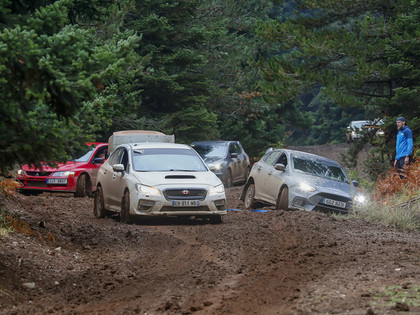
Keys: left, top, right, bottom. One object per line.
{"left": 352, "top": 180, "right": 359, "bottom": 187}
{"left": 113, "top": 164, "right": 125, "bottom": 172}
{"left": 92, "top": 157, "right": 105, "bottom": 164}
{"left": 230, "top": 153, "right": 238, "bottom": 158}
{"left": 274, "top": 163, "right": 286, "bottom": 171}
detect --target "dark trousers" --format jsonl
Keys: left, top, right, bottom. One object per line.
{"left": 396, "top": 156, "right": 412, "bottom": 178}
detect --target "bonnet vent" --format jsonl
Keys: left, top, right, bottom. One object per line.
{"left": 165, "top": 175, "right": 196, "bottom": 179}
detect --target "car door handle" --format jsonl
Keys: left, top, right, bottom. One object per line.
{"left": 268, "top": 171, "right": 273, "bottom": 175}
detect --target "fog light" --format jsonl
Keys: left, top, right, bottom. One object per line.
{"left": 138, "top": 199, "right": 156, "bottom": 211}
{"left": 214, "top": 199, "right": 226, "bottom": 210}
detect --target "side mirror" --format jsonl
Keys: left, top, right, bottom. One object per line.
{"left": 230, "top": 152, "right": 238, "bottom": 158}
{"left": 92, "top": 158, "right": 105, "bottom": 164}
{"left": 274, "top": 163, "right": 286, "bottom": 172}
{"left": 113, "top": 164, "right": 125, "bottom": 172}
{"left": 352, "top": 180, "right": 359, "bottom": 187}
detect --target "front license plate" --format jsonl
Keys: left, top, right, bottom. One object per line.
{"left": 323, "top": 198, "right": 346, "bottom": 209}
{"left": 47, "top": 178, "right": 68, "bottom": 185}
{"left": 172, "top": 200, "right": 200, "bottom": 207}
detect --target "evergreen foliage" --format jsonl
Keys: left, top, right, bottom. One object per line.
{"left": 0, "top": 0, "right": 139, "bottom": 171}
{"left": 256, "top": 0, "right": 419, "bottom": 155}
{"left": 1, "top": 0, "right": 418, "bottom": 173}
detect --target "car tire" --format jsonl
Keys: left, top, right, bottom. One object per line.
{"left": 120, "top": 190, "right": 133, "bottom": 224}
{"left": 224, "top": 169, "right": 232, "bottom": 188}
{"left": 244, "top": 184, "right": 256, "bottom": 209}
{"left": 276, "top": 186, "right": 289, "bottom": 210}
{"left": 93, "top": 186, "right": 106, "bottom": 218}
{"left": 75, "top": 174, "right": 91, "bottom": 197}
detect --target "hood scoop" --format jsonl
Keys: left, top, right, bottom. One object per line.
{"left": 165, "top": 175, "right": 196, "bottom": 179}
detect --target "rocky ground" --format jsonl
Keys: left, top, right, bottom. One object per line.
{"left": 1, "top": 184, "right": 419, "bottom": 315}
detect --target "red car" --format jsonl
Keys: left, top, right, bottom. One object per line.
{"left": 16, "top": 143, "right": 108, "bottom": 197}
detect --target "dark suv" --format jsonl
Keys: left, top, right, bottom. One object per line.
{"left": 191, "top": 141, "right": 250, "bottom": 187}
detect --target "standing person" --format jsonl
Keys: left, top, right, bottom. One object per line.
{"left": 394, "top": 116, "right": 413, "bottom": 177}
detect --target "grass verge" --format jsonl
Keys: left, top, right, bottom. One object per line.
{"left": 352, "top": 195, "right": 420, "bottom": 230}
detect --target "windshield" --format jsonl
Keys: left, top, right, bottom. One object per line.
{"left": 70, "top": 147, "right": 96, "bottom": 162}
{"left": 192, "top": 144, "right": 227, "bottom": 159}
{"left": 132, "top": 148, "right": 208, "bottom": 172}
{"left": 352, "top": 121, "right": 368, "bottom": 129}
{"left": 292, "top": 157, "right": 349, "bottom": 183}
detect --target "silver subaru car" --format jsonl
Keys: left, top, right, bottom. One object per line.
{"left": 241, "top": 149, "right": 365, "bottom": 214}
{"left": 94, "top": 142, "right": 227, "bottom": 223}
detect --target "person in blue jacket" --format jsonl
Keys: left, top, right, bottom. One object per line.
{"left": 394, "top": 116, "right": 413, "bottom": 177}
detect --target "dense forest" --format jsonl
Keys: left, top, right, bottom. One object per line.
{"left": 1, "top": 0, "right": 419, "bottom": 175}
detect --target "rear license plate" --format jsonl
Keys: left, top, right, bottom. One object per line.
{"left": 323, "top": 198, "right": 346, "bottom": 209}
{"left": 172, "top": 200, "right": 200, "bottom": 207}
{"left": 47, "top": 178, "right": 68, "bottom": 184}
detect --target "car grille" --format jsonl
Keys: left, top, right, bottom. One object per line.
{"left": 313, "top": 193, "right": 351, "bottom": 203}
{"left": 26, "top": 171, "right": 53, "bottom": 176}
{"left": 163, "top": 189, "right": 207, "bottom": 201}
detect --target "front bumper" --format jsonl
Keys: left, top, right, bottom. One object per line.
{"left": 16, "top": 176, "right": 77, "bottom": 193}
{"left": 290, "top": 190, "right": 352, "bottom": 214}
{"left": 130, "top": 189, "right": 227, "bottom": 216}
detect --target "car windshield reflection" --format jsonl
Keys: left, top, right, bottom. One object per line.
{"left": 70, "top": 148, "right": 95, "bottom": 162}
{"left": 292, "top": 157, "right": 349, "bottom": 183}
{"left": 352, "top": 121, "right": 367, "bottom": 129}
{"left": 192, "top": 145, "right": 227, "bottom": 159}
{"left": 132, "top": 148, "right": 208, "bottom": 172}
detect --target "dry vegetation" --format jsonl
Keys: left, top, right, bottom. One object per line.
{"left": 350, "top": 160, "right": 420, "bottom": 230}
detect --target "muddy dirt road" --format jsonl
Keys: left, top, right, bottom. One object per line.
{"left": 1, "top": 185, "right": 419, "bottom": 315}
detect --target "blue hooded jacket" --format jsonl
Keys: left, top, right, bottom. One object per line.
{"left": 396, "top": 125, "right": 413, "bottom": 160}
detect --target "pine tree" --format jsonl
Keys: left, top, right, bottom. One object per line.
{"left": 0, "top": 0, "right": 139, "bottom": 172}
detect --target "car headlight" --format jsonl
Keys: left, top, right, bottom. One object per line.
{"left": 135, "top": 184, "right": 161, "bottom": 196}
{"left": 354, "top": 194, "right": 367, "bottom": 204}
{"left": 209, "top": 184, "right": 225, "bottom": 196}
{"left": 17, "top": 170, "right": 25, "bottom": 176}
{"left": 298, "top": 182, "right": 316, "bottom": 192}
{"left": 208, "top": 161, "right": 226, "bottom": 171}
{"left": 52, "top": 171, "right": 75, "bottom": 177}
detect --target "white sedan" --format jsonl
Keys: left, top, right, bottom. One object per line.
{"left": 93, "top": 142, "right": 227, "bottom": 223}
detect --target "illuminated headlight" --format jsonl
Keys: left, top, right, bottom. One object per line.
{"left": 298, "top": 182, "right": 316, "bottom": 192}
{"left": 354, "top": 194, "right": 367, "bottom": 204}
{"left": 209, "top": 184, "right": 225, "bottom": 196}
{"left": 208, "top": 161, "right": 225, "bottom": 171}
{"left": 135, "top": 184, "right": 161, "bottom": 196}
{"left": 52, "top": 171, "right": 75, "bottom": 177}
{"left": 17, "top": 170, "right": 25, "bottom": 176}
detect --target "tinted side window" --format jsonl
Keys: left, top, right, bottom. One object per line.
{"left": 276, "top": 153, "right": 288, "bottom": 167}
{"left": 109, "top": 148, "right": 123, "bottom": 166}
{"left": 93, "top": 146, "right": 108, "bottom": 159}
{"left": 236, "top": 143, "right": 244, "bottom": 154}
{"left": 229, "top": 144, "right": 237, "bottom": 154}
{"left": 263, "top": 151, "right": 281, "bottom": 166}
{"left": 121, "top": 150, "right": 129, "bottom": 171}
